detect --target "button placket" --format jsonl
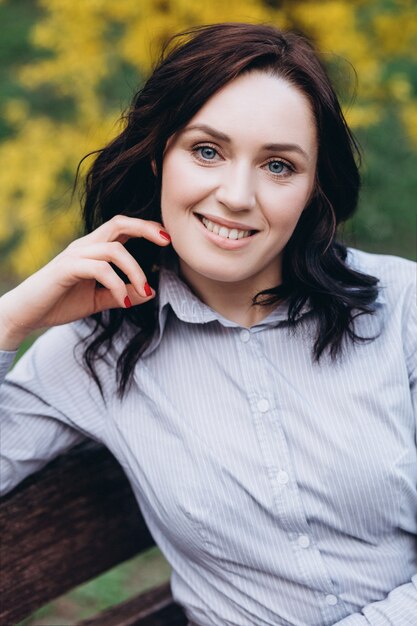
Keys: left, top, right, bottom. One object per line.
{"left": 234, "top": 324, "right": 346, "bottom": 622}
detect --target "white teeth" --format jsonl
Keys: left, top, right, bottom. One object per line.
{"left": 201, "top": 216, "right": 252, "bottom": 240}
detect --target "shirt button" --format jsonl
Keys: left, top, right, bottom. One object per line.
{"left": 277, "top": 470, "right": 289, "bottom": 484}
{"left": 325, "top": 594, "right": 338, "bottom": 606}
{"left": 240, "top": 329, "right": 250, "bottom": 342}
{"left": 298, "top": 535, "right": 310, "bottom": 548}
{"left": 257, "top": 398, "right": 269, "bottom": 412}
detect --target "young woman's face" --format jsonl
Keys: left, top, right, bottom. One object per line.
{"left": 161, "top": 71, "right": 318, "bottom": 293}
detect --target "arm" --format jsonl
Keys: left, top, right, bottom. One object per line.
{"left": 335, "top": 283, "right": 417, "bottom": 625}
{"left": 0, "top": 326, "right": 95, "bottom": 496}
{"left": 0, "top": 215, "right": 166, "bottom": 352}
{"left": 333, "top": 576, "right": 417, "bottom": 625}
{"left": 0, "top": 349, "right": 15, "bottom": 380}
{"left": 0, "top": 215, "right": 171, "bottom": 496}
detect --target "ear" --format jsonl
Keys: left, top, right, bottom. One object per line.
{"left": 151, "top": 159, "right": 157, "bottom": 176}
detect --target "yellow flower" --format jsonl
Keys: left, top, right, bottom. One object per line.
{"left": 1, "top": 0, "right": 416, "bottom": 275}
{"left": 401, "top": 102, "right": 417, "bottom": 148}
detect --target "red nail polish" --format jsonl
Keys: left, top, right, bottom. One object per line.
{"left": 124, "top": 296, "right": 132, "bottom": 308}
{"left": 159, "top": 230, "right": 171, "bottom": 241}
{"left": 144, "top": 282, "right": 152, "bottom": 297}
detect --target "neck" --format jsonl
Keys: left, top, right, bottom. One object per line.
{"left": 178, "top": 262, "right": 281, "bottom": 328}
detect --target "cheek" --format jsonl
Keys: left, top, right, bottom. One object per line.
{"left": 160, "top": 157, "right": 182, "bottom": 212}
{"left": 263, "top": 183, "right": 312, "bottom": 228}
{"left": 161, "top": 155, "right": 216, "bottom": 221}
{"left": 161, "top": 170, "right": 189, "bottom": 229}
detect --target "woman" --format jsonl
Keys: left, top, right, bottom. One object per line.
{"left": 0, "top": 23, "right": 416, "bottom": 626}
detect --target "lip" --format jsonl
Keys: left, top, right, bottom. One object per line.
{"left": 195, "top": 212, "right": 259, "bottom": 233}
{"left": 194, "top": 213, "right": 257, "bottom": 250}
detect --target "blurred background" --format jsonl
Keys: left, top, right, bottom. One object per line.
{"left": 0, "top": 0, "right": 416, "bottom": 624}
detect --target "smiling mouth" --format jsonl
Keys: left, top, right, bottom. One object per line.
{"left": 195, "top": 214, "right": 257, "bottom": 240}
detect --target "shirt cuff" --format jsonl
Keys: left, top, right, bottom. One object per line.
{"left": 0, "top": 350, "right": 18, "bottom": 382}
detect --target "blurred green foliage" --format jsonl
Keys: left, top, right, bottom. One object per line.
{"left": 0, "top": 0, "right": 416, "bottom": 286}
{"left": 346, "top": 111, "right": 417, "bottom": 258}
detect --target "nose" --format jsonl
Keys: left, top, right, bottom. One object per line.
{"left": 215, "top": 161, "right": 256, "bottom": 212}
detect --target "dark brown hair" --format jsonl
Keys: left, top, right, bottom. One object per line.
{"left": 81, "top": 22, "right": 378, "bottom": 396}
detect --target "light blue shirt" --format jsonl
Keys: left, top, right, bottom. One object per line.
{"left": 1, "top": 248, "right": 416, "bottom": 626}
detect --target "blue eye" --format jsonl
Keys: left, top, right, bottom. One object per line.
{"left": 268, "top": 160, "right": 285, "bottom": 174}
{"left": 198, "top": 146, "right": 217, "bottom": 160}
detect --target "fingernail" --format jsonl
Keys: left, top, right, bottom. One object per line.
{"left": 159, "top": 230, "right": 171, "bottom": 241}
{"left": 124, "top": 296, "right": 132, "bottom": 308}
{"left": 144, "top": 282, "right": 152, "bottom": 297}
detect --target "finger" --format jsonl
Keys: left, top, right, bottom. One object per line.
{"left": 70, "top": 259, "right": 134, "bottom": 309}
{"left": 79, "top": 261, "right": 155, "bottom": 311}
{"left": 74, "top": 215, "right": 171, "bottom": 247}
{"left": 93, "top": 282, "right": 155, "bottom": 313}
{"left": 44, "top": 257, "right": 130, "bottom": 308}
{"left": 83, "top": 260, "right": 128, "bottom": 308}
{"left": 77, "top": 241, "right": 151, "bottom": 298}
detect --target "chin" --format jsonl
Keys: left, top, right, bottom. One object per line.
{"left": 187, "top": 262, "right": 253, "bottom": 284}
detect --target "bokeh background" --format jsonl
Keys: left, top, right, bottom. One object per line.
{"left": 1, "top": 0, "right": 416, "bottom": 624}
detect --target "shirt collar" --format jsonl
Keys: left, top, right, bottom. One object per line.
{"left": 143, "top": 248, "right": 384, "bottom": 357}
{"left": 143, "top": 266, "right": 291, "bottom": 357}
{"left": 158, "top": 266, "right": 220, "bottom": 325}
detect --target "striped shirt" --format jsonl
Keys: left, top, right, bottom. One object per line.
{"left": 1, "top": 248, "right": 416, "bottom": 625}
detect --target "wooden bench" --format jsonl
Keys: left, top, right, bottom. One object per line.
{"left": 0, "top": 441, "right": 188, "bottom": 625}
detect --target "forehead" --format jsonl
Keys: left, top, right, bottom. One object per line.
{"left": 186, "top": 71, "right": 317, "bottom": 152}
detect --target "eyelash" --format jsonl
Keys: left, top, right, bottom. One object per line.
{"left": 191, "top": 143, "right": 294, "bottom": 177}
{"left": 264, "top": 158, "right": 294, "bottom": 177}
{"left": 192, "top": 143, "right": 221, "bottom": 163}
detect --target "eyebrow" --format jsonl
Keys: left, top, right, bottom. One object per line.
{"left": 183, "top": 124, "right": 309, "bottom": 160}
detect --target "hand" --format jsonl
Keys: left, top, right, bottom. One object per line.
{"left": 0, "top": 215, "right": 171, "bottom": 350}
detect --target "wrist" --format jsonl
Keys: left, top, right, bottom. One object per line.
{"left": 0, "top": 326, "right": 27, "bottom": 351}
{"left": 0, "top": 298, "right": 30, "bottom": 351}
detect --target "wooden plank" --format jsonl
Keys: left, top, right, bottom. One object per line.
{"left": 77, "top": 581, "right": 187, "bottom": 626}
{"left": 0, "top": 442, "right": 156, "bottom": 625}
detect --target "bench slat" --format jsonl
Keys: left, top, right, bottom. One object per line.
{"left": 77, "top": 581, "right": 187, "bottom": 626}
{"left": 0, "top": 442, "right": 167, "bottom": 624}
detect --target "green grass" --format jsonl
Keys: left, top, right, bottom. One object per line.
{"left": 18, "top": 547, "right": 171, "bottom": 625}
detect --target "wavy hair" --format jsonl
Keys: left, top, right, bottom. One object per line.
{"left": 79, "top": 22, "right": 379, "bottom": 396}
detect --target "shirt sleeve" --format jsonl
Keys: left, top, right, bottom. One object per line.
{"left": 0, "top": 349, "right": 16, "bottom": 381}
{"left": 0, "top": 322, "right": 109, "bottom": 497}
{"left": 333, "top": 575, "right": 417, "bottom": 625}
{"left": 334, "top": 270, "right": 417, "bottom": 625}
